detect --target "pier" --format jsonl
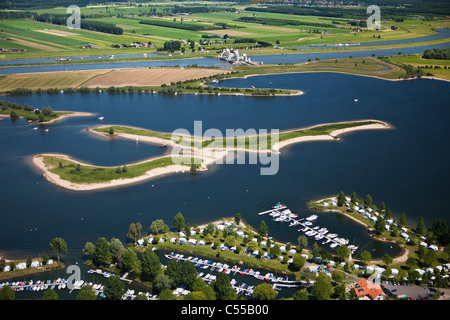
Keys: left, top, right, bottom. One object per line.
{"left": 165, "top": 252, "right": 305, "bottom": 290}
{"left": 262, "top": 204, "right": 359, "bottom": 254}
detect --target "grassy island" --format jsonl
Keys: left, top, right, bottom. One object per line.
{"left": 92, "top": 119, "right": 389, "bottom": 152}
{"left": 33, "top": 120, "right": 390, "bottom": 191}
{"left": 0, "top": 100, "right": 94, "bottom": 123}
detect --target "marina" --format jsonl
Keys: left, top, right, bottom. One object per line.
{"left": 164, "top": 251, "right": 307, "bottom": 296}
{"left": 260, "top": 204, "right": 359, "bottom": 255}
{"left": 1, "top": 278, "right": 68, "bottom": 292}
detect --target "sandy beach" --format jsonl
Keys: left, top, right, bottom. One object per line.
{"left": 33, "top": 120, "right": 390, "bottom": 191}
{"left": 272, "top": 120, "right": 390, "bottom": 152}
{"left": 0, "top": 111, "right": 95, "bottom": 124}
{"left": 32, "top": 154, "right": 192, "bottom": 191}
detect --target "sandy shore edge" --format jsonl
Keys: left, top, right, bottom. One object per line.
{"left": 32, "top": 154, "right": 192, "bottom": 191}
{"left": 34, "top": 120, "right": 390, "bottom": 191}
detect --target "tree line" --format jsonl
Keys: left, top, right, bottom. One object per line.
{"left": 34, "top": 14, "right": 123, "bottom": 35}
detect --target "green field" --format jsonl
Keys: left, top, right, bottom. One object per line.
{"left": 384, "top": 53, "right": 450, "bottom": 80}
{"left": 1, "top": 1, "right": 449, "bottom": 60}
{"left": 94, "top": 119, "right": 385, "bottom": 151}
{"left": 40, "top": 155, "right": 200, "bottom": 184}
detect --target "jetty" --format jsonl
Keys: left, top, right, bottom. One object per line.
{"left": 2, "top": 278, "right": 68, "bottom": 292}
{"left": 261, "top": 203, "right": 359, "bottom": 254}
{"left": 164, "top": 252, "right": 305, "bottom": 291}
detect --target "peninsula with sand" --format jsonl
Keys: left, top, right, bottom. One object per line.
{"left": 32, "top": 119, "right": 390, "bottom": 191}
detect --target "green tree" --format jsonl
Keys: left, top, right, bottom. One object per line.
{"left": 103, "top": 275, "right": 126, "bottom": 300}
{"left": 184, "top": 291, "right": 207, "bottom": 300}
{"left": 0, "top": 285, "right": 15, "bottom": 300}
{"left": 77, "top": 285, "right": 97, "bottom": 300}
{"left": 331, "top": 270, "right": 345, "bottom": 283}
{"left": 416, "top": 217, "right": 425, "bottom": 235}
{"left": 399, "top": 212, "right": 407, "bottom": 226}
{"left": 154, "top": 274, "right": 173, "bottom": 293}
{"left": 253, "top": 283, "right": 278, "bottom": 300}
{"left": 192, "top": 278, "right": 216, "bottom": 300}
{"left": 165, "top": 258, "right": 183, "bottom": 286}
{"left": 158, "top": 288, "right": 176, "bottom": 300}
{"left": 127, "top": 222, "right": 142, "bottom": 243}
{"left": 43, "top": 289, "right": 58, "bottom": 300}
{"left": 258, "top": 220, "right": 268, "bottom": 237}
{"left": 270, "top": 244, "right": 281, "bottom": 258}
{"left": 311, "top": 273, "right": 333, "bottom": 300}
{"left": 174, "top": 212, "right": 185, "bottom": 231}
{"left": 213, "top": 272, "right": 237, "bottom": 300}
{"left": 234, "top": 213, "right": 241, "bottom": 226}
{"left": 140, "top": 247, "right": 161, "bottom": 282}
{"left": 150, "top": 219, "right": 168, "bottom": 234}
{"left": 182, "top": 260, "right": 198, "bottom": 290}
{"left": 350, "top": 191, "right": 358, "bottom": 204}
{"left": 374, "top": 218, "right": 385, "bottom": 234}
{"left": 109, "top": 237, "right": 124, "bottom": 263}
{"left": 385, "top": 207, "right": 392, "bottom": 219}
{"left": 432, "top": 218, "right": 450, "bottom": 246}
{"left": 121, "top": 248, "right": 141, "bottom": 276}
{"left": 49, "top": 238, "right": 68, "bottom": 262}
{"left": 382, "top": 254, "right": 393, "bottom": 267}
{"left": 93, "top": 237, "right": 112, "bottom": 267}
{"left": 290, "top": 254, "right": 306, "bottom": 271}
{"left": 364, "top": 194, "right": 372, "bottom": 207}
{"left": 297, "top": 235, "right": 308, "bottom": 251}
{"left": 293, "top": 290, "right": 309, "bottom": 300}
{"left": 336, "top": 245, "right": 351, "bottom": 262}
{"left": 82, "top": 241, "right": 95, "bottom": 258}
{"left": 360, "top": 250, "right": 372, "bottom": 265}
{"left": 337, "top": 191, "right": 346, "bottom": 206}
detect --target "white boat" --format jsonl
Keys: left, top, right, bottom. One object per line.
{"left": 306, "top": 215, "right": 318, "bottom": 221}
{"left": 98, "top": 117, "right": 104, "bottom": 120}
{"left": 354, "top": 99, "right": 359, "bottom": 102}
{"left": 330, "top": 243, "right": 338, "bottom": 248}
{"left": 327, "top": 233, "right": 338, "bottom": 238}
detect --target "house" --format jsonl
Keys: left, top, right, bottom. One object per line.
{"left": 353, "top": 278, "right": 385, "bottom": 300}
{"left": 429, "top": 245, "right": 438, "bottom": 251}
{"left": 178, "top": 237, "right": 187, "bottom": 244}
{"left": 198, "top": 240, "right": 206, "bottom": 246}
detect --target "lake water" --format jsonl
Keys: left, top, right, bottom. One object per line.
{"left": 0, "top": 72, "right": 449, "bottom": 298}
{"left": 0, "top": 41, "right": 448, "bottom": 74}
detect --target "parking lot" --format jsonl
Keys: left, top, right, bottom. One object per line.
{"left": 381, "top": 281, "right": 450, "bottom": 300}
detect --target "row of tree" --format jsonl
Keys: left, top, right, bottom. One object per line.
{"left": 34, "top": 14, "right": 123, "bottom": 34}
{"left": 337, "top": 190, "right": 449, "bottom": 246}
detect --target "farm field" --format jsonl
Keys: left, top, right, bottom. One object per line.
{"left": 0, "top": 2, "right": 448, "bottom": 61}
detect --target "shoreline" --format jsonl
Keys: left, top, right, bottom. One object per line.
{"left": 33, "top": 120, "right": 391, "bottom": 191}
{"left": 309, "top": 196, "right": 409, "bottom": 264}
{"left": 32, "top": 153, "right": 193, "bottom": 191}
{"left": 0, "top": 111, "right": 96, "bottom": 124}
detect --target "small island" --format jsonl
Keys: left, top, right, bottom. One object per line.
{"left": 0, "top": 100, "right": 94, "bottom": 123}
{"left": 32, "top": 120, "right": 390, "bottom": 191}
